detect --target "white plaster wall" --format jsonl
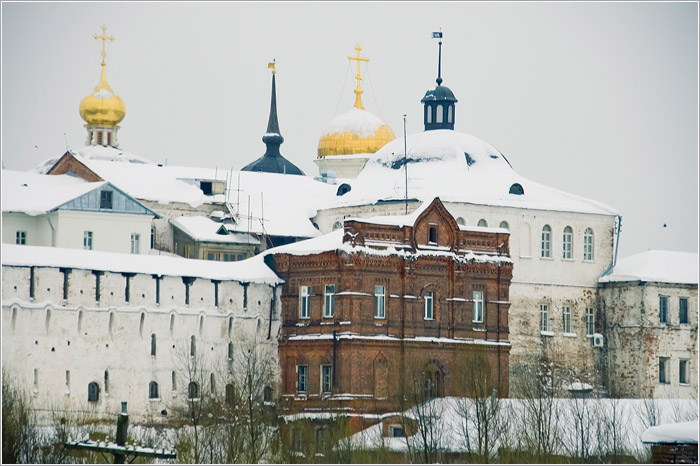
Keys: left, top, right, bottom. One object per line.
{"left": 2, "top": 266, "right": 31, "bottom": 301}
{"left": 314, "top": 156, "right": 369, "bottom": 179}
{"left": 54, "top": 210, "right": 153, "bottom": 254}
{"left": 2, "top": 212, "right": 52, "bottom": 246}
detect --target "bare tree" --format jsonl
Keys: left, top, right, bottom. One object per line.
{"left": 2, "top": 368, "right": 40, "bottom": 463}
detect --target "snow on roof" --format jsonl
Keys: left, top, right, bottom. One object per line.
{"left": 1, "top": 170, "right": 105, "bottom": 215}
{"left": 642, "top": 421, "right": 699, "bottom": 444}
{"left": 599, "top": 250, "right": 699, "bottom": 285}
{"left": 320, "top": 107, "right": 391, "bottom": 138}
{"left": 171, "top": 216, "right": 260, "bottom": 245}
{"left": 318, "top": 130, "right": 619, "bottom": 216}
{"left": 1, "top": 244, "right": 281, "bottom": 285}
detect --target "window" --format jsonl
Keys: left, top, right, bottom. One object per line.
{"left": 540, "top": 304, "right": 549, "bottom": 332}
{"left": 424, "top": 370, "right": 440, "bottom": 399}
{"left": 477, "top": 219, "right": 488, "bottom": 227}
{"left": 583, "top": 228, "right": 594, "bottom": 261}
{"left": 150, "top": 226, "right": 155, "bottom": 249}
{"left": 390, "top": 425, "right": 406, "bottom": 437}
{"left": 107, "top": 132, "right": 112, "bottom": 146}
{"left": 321, "top": 365, "right": 332, "bottom": 393}
{"left": 585, "top": 307, "right": 595, "bottom": 336}
{"left": 188, "top": 381, "right": 199, "bottom": 399}
{"left": 324, "top": 284, "right": 335, "bottom": 318}
{"left": 436, "top": 104, "right": 444, "bottom": 123}
{"left": 264, "top": 386, "right": 273, "bottom": 402}
{"left": 100, "top": 190, "right": 112, "bottom": 209}
{"left": 659, "top": 296, "right": 669, "bottom": 324}
{"left": 424, "top": 291, "right": 434, "bottom": 320}
{"left": 225, "top": 384, "right": 235, "bottom": 406}
{"left": 679, "top": 297, "right": 689, "bottom": 324}
{"left": 297, "top": 365, "right": 308, "bottom": 393}
{"left": 374, "top": 285, "right": 385, "bottom": 319}
{"left": 151, "top": 333, "right": 157, "bottom": 357}
{"left": 679, "top": 360, "right": 689, "bottom": 384}
{"left": 228, "top": 342, "right": 233, "bottom": 360}
{"left": 97, "top": 132, "right": 103, "bottom": 145}
{"left": 456, "top": 217, "right": 466, "bottom": 226}
{"left": 83, "top": 231, "right": 93, "bottom": 250}
{"left": 541, "top": 225, "right": 551, "bottom": 258}
{"left": 149, "top": 381, "right": 159, "bottom": 399}
{"left": 659, "top": 357, "right": 670, "bottom": 384}
{"left": 499, "top": 221, "right": 509, "bottom": 231}
{"left": 131, "top": 234, "right": 140, "bottom": 254}
{"left": 332, "top": 221, "right": 343, "bottom": 231}
{"left": 16, "top": 231, "right": 26, "bottom": 245}
{"left": 426, "top": 105, "right": 432, "bottom": 124}
{"left": 299, "top": 286, "right": 311, "bottom": 319}
{"left": 447, "top": 104, "right": 453, "bottom": 123}
{"left": 562, "top": 306, "right": 571, "bottom": 333}
{"left": 562, "top": 226, "right": 573, "bottom": 259}
{"left": 472, "top": 291, "right": 483, "bottom": 323}
{"left": 428, "top": 225, "right": 437, "bottom": 244}
{"left": 184, "top": 244, "right": 190, "bottom": 258}
{"left": 88, "top": 382, "right": 100, "bottom": 402}
{"left": 190, "top": 335, "right": 196, "bottom": 357}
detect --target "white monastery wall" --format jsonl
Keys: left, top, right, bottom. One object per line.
{"left": 2, "top": 264, "right": 282, "bottom": 423}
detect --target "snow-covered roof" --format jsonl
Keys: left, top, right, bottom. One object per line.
{"left": 171, "top": 216, "right": 260, "bottom": 245}
{"left": 33, "top": 146, "right": 155, "bottom": 173}
{"left": 642, "top": 421, "right": 699, "bottom": 444}
{"left": 599, "top": 250, "right": 699, "bottom": 285}
{"left": 318, "top": 130, "right": 619, "bottom": 216}
{"left": 1, "top": 170, "right": 104, "bottom": 215}
{"left": 321, "top": 107, "right": 391, "bottom": 138}
{"left": 1, "top": 244, "right": 281, "bottom": 285}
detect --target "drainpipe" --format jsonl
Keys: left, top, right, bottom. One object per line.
{"left": 613, "top": 215, "right": 622, "bottom": 267}
{"left": 46, "top": 211, "right": 56, "bottom": 246}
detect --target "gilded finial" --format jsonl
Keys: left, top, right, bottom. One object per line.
{"left": 268, "top": 59, "right": 276, "bottom": 75}
{"left": 94, "top": 25, "right": 114, "bottom": 67}
{"left": 348, "top": 44, "right": 369, "bottom": 110}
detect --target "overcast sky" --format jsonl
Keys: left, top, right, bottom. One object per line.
{"left": 2, "top": 2, "right": 697, "bottom": 259}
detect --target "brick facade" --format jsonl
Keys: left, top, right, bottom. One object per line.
{"left": 650, "top": 444, "right": 698, "bottom": 464}
{"left": 270, "top": 198, "right": 512, "bottom": 415}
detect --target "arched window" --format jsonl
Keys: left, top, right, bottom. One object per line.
{"left": 171, "top": 371, "right": 177, "bottom": 391}
{"left": 477, "top": 219, "right": 488, "bottom": 228}
{"left": 426, "top": 106, "right": 432, "bottom": 124}
{"left": 149, "top": 381, "right": 159, "bottom": 399}
{"left": 423, "top": 369, "right": 441, "bottom": 400}
{"left": 228, "top": 316, "right": 233, "bottom": 338}
{"left": 541, "top": 225, "right": 552, "bottom": 258}
{"left": 190, "top": 335, "right": 196, "bottom": 357}
{"left": 509, "top": 183, "right": 524, "bottom": 195}
{"left": 88, "top": 382, "right": 100, "bottom": 402}
{"left": 139, "top": 312, "right": 145, "bottom": 336}
{"left": 447, "top": 104, "right": 453, "bottom": 123}
{"left": 436, "top": 104, "right": 444, "bottom": 123}
{"left": 169, "top": 314, "right": 175, "bottom": 335}
{"left": 562, "top": 226, "right": 573, "bottom": 260}
{"left": 109, "top": 311, "right": 114, "bottom": 334}
{"left": 583, "top": 228, "right": 594, "bottom": 261}
{"left": 199, "top": 315, "right": 204, "bottom": 335}
{"left": 104, "top": 370, "right": 109, "bottom": 394}
{"left": 188, "top": 381, "right": 199, "bottom": 400}
{"left": 332, "top": 221, "right": 343, "bottom": 231}
{"left": 499, "top": 221, "right": 509, "bottom": 231}
{"left": 151, "top": 333, "right": 157, "bottom": 357}
{"left": 228, "top": 342, "right": 234, "bottom": 360}
{"left": 456, "top": 217, "right": 466, "bottom": 226}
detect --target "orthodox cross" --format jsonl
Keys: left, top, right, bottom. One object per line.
{"left": 268, "top": 58, "right": 276, "bottom": 75}
{"left": 348, "top": 44, "right": 369, "bottom": 109}
{"left": 94, "top": 25, "right": 114, "bottom": 67}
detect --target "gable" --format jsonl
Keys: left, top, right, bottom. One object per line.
{"left": 47, "top": 151, "right": 102, "bottom": 182}
{"left": 57, "top": 183, "right": 158, "bottom": 217}
{"left": 411, "top": 198, "right": 459, "bottom": 249}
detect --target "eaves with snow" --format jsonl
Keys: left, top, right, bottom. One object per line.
{"left": 171, "top": 216, "right": 260, "bottom": 245}
{"left": 599, "top": 250, "right": 699, "bottom": 285}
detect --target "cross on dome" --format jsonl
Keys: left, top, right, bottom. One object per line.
{"left": 94, "top": 25, "right": 114, "bottom": 67}
{"left": 348, "top": 44, "right": 369, "bottom": 110}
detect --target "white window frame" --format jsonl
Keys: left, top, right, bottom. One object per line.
{"left": 562, "top": 226, "right": 573, "bottom": 260}
{"left": 297, "top": 365, "right": 308, "bottom": 393}
{"left": 541, "top": 225, "right": 552, "bottom": 258}
{"left": 540, "top": 304, "right": 549, "bottom": 332}
{"left": 424, "top": 291, "right": 434, "bottom": 320}
{"left": 16, "top": 231, "right": 27, "bottom": 245}
{"left": 130, "top": 233, "right": 140, "bottom": 254}
{"left": 585, "top": 307, "right": 595, "bottom": 336}
{"left": 300, "top": 286, "right": 311, "bottom": 319}
{"left": 374, "top": 285, "right": 386, "bottom": 319}
{"left": 321, "top": 364, "right": 332, "bottom": 394}
{"left": 562, "top": 305, "right": 572, "bottom": 333}
{"left": 583, "top": 228, "right": 594, "bottom": 261}
{"left": 84, "top": 231, "right": 93, "bottom": 250}
{"left": 472, "top": 291, "right": 483, "bottom": 323}
{"left": 324, "top": 284, "right": 335, "bottom": 318}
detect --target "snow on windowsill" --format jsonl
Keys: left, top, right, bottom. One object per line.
{"left": 540, "top": 331, "right": 555, "bottom": 337}
{"left": 563, "top": 332, "right": 577, "bottom": 338}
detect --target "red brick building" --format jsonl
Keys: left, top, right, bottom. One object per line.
{"left": 269, "top": 198, "right": 513, "bottom": 416}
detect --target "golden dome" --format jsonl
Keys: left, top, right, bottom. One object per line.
{"left": 318, "top": 108, "right": 396, "bottom": 157}
{"left": 79, "top": 66, "right": 125, "bottom": 127}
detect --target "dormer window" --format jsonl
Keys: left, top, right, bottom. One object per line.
{"left": 428, "top": 225, "right": 437, "bottom": 244}
{"left": 100, "top": 190, "right": 113, "bottom": 209}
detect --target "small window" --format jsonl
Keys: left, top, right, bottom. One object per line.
{"left": 679, "top": 360, "right": 689, "bottom": 385}
{"left": 149, "top": 381, "right": 159, "bottom": 399}
{"left": 130, "top": 233, "right": 140, "bottom": 254}
{"left": 16, "top": 231, "right": 27, "bottom": 245}
{"left": 456, "top": 217, "right": 466, "bottom": 226}
{"left": 472, "top": 291, "right": 483, "bottom": 323}
{"left": 541, "top": 225, "right": 552, "bottom": 258}
{"left": 424, "top": 291, "right": 434, "bottom": 320}
{"left": 190, "top": 335, "right": 196, "bottom": 357}
{"left": 188, "top": 381, "right": 199, "bottom": 399}
{"left": 562, "top": 226, "right": 573, "bottom": 260}
{"left": 297, "top": 365, "right": 308, "bottom": 393}
{"left": 436, "top": 104, "right": 444, "bottom": 123}
{"left": 97, "top": 132, "right": 103, "bottom": 145}
{"left": 321, "top": 365, "right": 332, "bottom": 394}
{"left": 585, "top": 307, "right": 595, "bottom": 336}
{"left": 100, "top": 190, "right": 113, "bottom": 209}
{"left": 428, "top": 225, "right": 437, "bottom": 244}
{"left": 562, "top": 306, "right": 571, "bottom": 333}
{"left": 324, "top": 284, "right": 335, "bottom": 318}
{"left": 225, "top": 384, "right": 235, "bottom": 406}
{"left": 426, "top": 105, "right": 432, "bottom": 124}
{"left": 679, "top": 298, "right": 689, "bottom": 324}
{"left": 150, "top": 226, "right": 155, "bottom": 249}
{"left": 83, "top": 231, "right": 93, "bottom": 250}
{"left": 540, "top": 304, "right": 549, "bottom": 332}
{"left": 390, "top": 425, "right": 406, "bottom": 438}
{"left": 332, "top": 221, "right": 343, "bottom": 231}
{"left": 151, "top": 333, "right": 157, "bottom": 357}
{"left": 477, "top": 219, "right": 488, "bottom": 228}
{"left": 659, "top": 296, "right": 669, "bottom": 324}
{"left": 88, "top": 382, "right": 100, "bottom": 402}
{"left": 583, "top": 228, "right": 594, "bottom": 261}
{"left": 300, "top": 286, "right": 311, "bottom": 319}
{"left": 509, "top": 183, "right": 524, "bottom": 195}
{"left": 171, "top": 371, "right": 176, "bottom": 391}
{"left": 447, "top": 104, "right": 453, "bottom": 123}
{"left": 107, "top": 132, "right": 112, "bottom": 146}
{"left": 374, "top": 285, "right": 386, "bottom": 319}
{"left": 228, "top": 342, "right": 234, "bottom": 359}
{"left": 264, "top": 385, "right": 273, "bottom": 402}
{"left": 499, "top": 221, "right": 509, "bottom": 231}
{"left": 183, "top": 244, "right": 190, "bottom": 258}
{"left": 659, "top": 357, "right": 670, "bottom": 384}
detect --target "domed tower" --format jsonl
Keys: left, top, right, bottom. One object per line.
{"left": 79, "top": 25, "right": 126, "bottom": 148}
{"left": 421, "top": 32, "right": 457, "bottom": 131}
{"left": 315, "top": 45, "right": 395, "bottom": 179}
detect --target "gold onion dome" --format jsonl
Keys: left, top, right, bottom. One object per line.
{"left": 79, "top": 67, "right": 126, "bottom": 127}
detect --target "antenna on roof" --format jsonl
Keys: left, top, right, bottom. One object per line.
{"left": 63, "top": 133, "right": 70, "bottom": 151}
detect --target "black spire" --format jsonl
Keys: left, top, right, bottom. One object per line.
{"left": 242, "top": 66, "right": 304, "bottom": 176}
{"left": 421, "top": 32, "right": 457, "bottom": 131}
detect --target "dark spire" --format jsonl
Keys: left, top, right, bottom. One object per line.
{"left": 264, "top": 72, "right": 282, "bottom": 140}
{"left": 422, "top": 31, "right": 457, "bottom": 131}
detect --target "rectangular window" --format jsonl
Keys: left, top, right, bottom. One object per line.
{"left": 541, "top": 227, "right": 551, "bottom": 258}
{"left": 562, "top": 229, "right": 572, "bottom": 259}
{"left": 150, "top": 226, "right": 155, "bottom": 249}
{"left": 659, "top": 357, "right": 670, "bottom": 384}
{"left": 100, "top": 190, "right": 113, "bottom": 209}
{"left": 540, "top": 304, "right": 549, "bottom": 332}
{"left": 424, "top": 291, "right": 434, "bottom": 320}
{"left": 97, "top": 132, "right": 103, "bottom": 145}
{"left": 374, "top": 285, "right": 385, "bottom": 319}
{"left": 321, "top": 365, "right": 332, "bottom": 393}
{"left": 659, "top": 296, "right": 668, "bottom": 324}
{"left": 679, "top": 359, "right": 689, "bottom": 385}
{"left": 583, "top": 229, "right": 594, "bottom": 261}
{"left": 472, "top": 291, "right": 483, "bottom": 323}
{"left": 562, "top": 306, "right": 571, "bottom": 333}
{"left": 585, "top": 307, "right": 595, "bottom": 336}
{"left": 428, "top": 225, "right": 437, "bottom": 244}
{"left": 297, "top": 365, "right": 307, "bottom": 393}
{"left": 183, "top": 244, "right": 190, "bottom": 258}
{"left": 15, "top": 231, "right": 26, "bottom": 245}
{"left": 324, "top": 284, "right": 335, "bottom": 318}
{"left": 130, "top": 233, "right": 140, "bottom": 254}
{"left": 300, "top": 286, "right": 311, "bottom": 319}
{"left": 390, "top": 425, "right": 406, "bottom": 438}
{"left": 83, "top": 231, "right": 93, "bottom": 250}
{"left": 679, "top": 297, "right": 689, "bottom": 324}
